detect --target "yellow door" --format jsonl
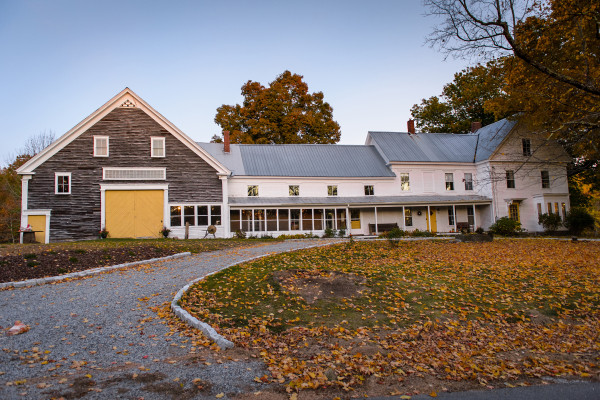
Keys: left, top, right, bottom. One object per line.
{"left": 28, "top": 215, "right": 46, "bottom": 243}
{"left": 430, "top": 210, "right": 437, "bottom": 233}
{"left": 105, "top": 190, "right": 163, "bottom": 238}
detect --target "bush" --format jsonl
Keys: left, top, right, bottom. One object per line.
{"left": 411, "top": 229, "right": 434, "bottom": 237}
{"left": 386, "top": 227, "right": 406, "bottom": 238}
{"left": 564, "top": 208, "right": 595, "bottom": 235}
{"left": 235, "top": 230, "right": 246, "bottom": 239}
{"left": 323, "top": 227, "right": 337, "bottom": 238}
{"left": 538, "top": 213, "right": 563, "bottom": 232}
{"left": 475, "top": 227, "right": 484, "bottom": 234}
{"left": 337, "top": 228, "right": 346, "bottom": 237}
{"left": 489, "top": 217, "right": 522, "bottom": 236}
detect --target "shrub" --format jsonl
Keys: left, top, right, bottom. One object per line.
{"left": 235, "top": 230, "right": 246, "bottom": 239}
{"left": 160, "top": 226, "right": 171, "bottom": 238}
{"left": 386, "top": 227, "right": 406, "bottom": 238}
{"left": 475, "top": 227, "right": 484, "bottom": 234}
{"left": 24, "top": 253, "right": 37, "bottom": 259}
{"left": 564, "top": 208, "right": 595, "bottom": 235}
{"left": 489, "top": 217, "right": 522, "bottom": 236}
{"left": 69, "top": 257, "right": 78, "bottom": 263}
{"left": 322, "top": 227, "right": 337, "bottom": 238}
{"left": 538, "top": 213, "right": 563, "bottom": 232}
{"left": 411, "top": 229, "right": 434, "bottom": 237}
{"left": 337, "top": 228, "right": 346, "bottom": 237}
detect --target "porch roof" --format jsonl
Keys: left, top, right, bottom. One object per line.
{"left": 229, "top": 195, "right": 492, "bottom": 207}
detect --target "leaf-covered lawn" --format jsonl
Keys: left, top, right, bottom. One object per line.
{"left": 180, "top": 240, "right": 600, "bottom": 393}
{"left": 0, "top": 238, "right": 276, "bottom": 283}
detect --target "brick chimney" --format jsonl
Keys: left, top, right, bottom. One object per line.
{"left": 223, "top": 130, "right": 230, "bottom": 153}
{"left": 407, "top": 119, "right": 415, "bottom": 134}
{"left": 471, "top": 121, "right": 482, "bottom": 133}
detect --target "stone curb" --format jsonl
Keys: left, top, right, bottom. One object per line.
{"left": 171, "top": 240, "right": 343, "bottom": 349}
{"left": 0, "top": 252, "right": 192, "bottom": 290}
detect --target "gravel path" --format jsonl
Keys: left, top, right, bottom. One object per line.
{"left": 0, "top": 239, "right": 340, "bottom": 399}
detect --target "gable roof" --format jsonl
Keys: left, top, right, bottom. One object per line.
{"left": 367, "top": 118, "right": 518, "bottom": 164}
{"left": 17, "top": 88, "right": 230, "bottom": 175}
{"left": 198, "top": 143, "right": 395, "bottom": 178}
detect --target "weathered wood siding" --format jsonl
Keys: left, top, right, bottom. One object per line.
{"left": 27, "top": 107, "right": 222, "bottom": 241}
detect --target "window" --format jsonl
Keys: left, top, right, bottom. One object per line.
{"left": 151, "top": 137, "right": 165, "bottom": 158}
{"left": 94, "top": 136, "right": 109, "bottom": 157}
{"left": 561, "top": 203, "right": 567, "bottom": 221}
{"left": 506, "top": 170, "right": 515, "bottom": 188}
{"left": 541, "top": 170, "right": 550, "bottom": 188}
{"left": 548, "top": 202, "right": 553, "bottom": 214}
{"left": 278, "top": 209, "right": 289, "bottom": 231}
{"left": 247, "top": 185, "right": 259, "bottom": 196}
{"left": 55, "top": 172, "right": 71, "bottom": 194}
{"left": 508, "top": 203, "right": 519, "bottom": 222}
{"left": 183, "top": 206, "right": 195, "bottom": 226}
{"left": 522, "top": 138, "right": 531, "bottom": 156}
{"left": 327, "top": 185, "right": 337, "bottom": 196}
{"left": 464, "top": 173, "right": 473, "bottom": 190}
{"left": 290, "top": 209, "right": 300, "bottom": 230}
{"left": 289, "top": 185, "right": 299, "bottom": 196}
{"left": 537, "top": 203, "right": 543, "bottom": 219}
{"left": 445, "top": 173, "right": 454, "bottom": 191}
{"left": 404, "top": 208, "right": 413, "bottom": 227}
{"left": 170, "top": 206, "right": 181, "bottom": 226}
{"left": 266, "top": 209, "right": 277, "bottom": 231}
{"left": 197, "top": 206, "right": 209, "bottom": 225}
{"left": 103, "top": 167, "right": 165, "bottom": 180}
{"left": 211, "top": 206, "right": 221, "bottom": 226}
{"left": 448, "top": 207, "right": 455, "bottom": 226}
{"left": 554, "top": 202, "right": 559, "bottom": 215}
{"left": 230, "top": 209, "right": 241, "bottom": 232}
{"left": 302, "top": 209, "right": 313, "bottom": 230}
{"left": 313, "top": 209, "right": 324, "bottom": 230}
{"left": 400, "top": 173, "right": 410, "bottom": 191}
{"left": 364, "top": 185, "right": 374, "bottom": 196}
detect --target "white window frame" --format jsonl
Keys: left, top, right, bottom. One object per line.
{"left": 103, "top": 167, "right": 166, "bottom": 181}
{"left": 464, "top": 173, "right": 473, "bottom": 191}
{"left": 151, "top": 137, "right": 165, "bottom": 158}
{"left": 55, "top": 172, "right": 71, "bottom": 194}
{"left": 327, "top": 185, "right": 338, "bottom": 196}
{"left": 289, "top": 185, "right": 300, "bottom": 196}
{"left": 364, "top": 185, "right": 374, "bottom": 196}
{"left": 400, "top": 173, "right": 410, "bottom": 191}
{"left": 248, "top": 185, "right": 259, "bottom": 197}
{"left": 445, "top": 173, "right": 454, "bottom": 191}
{"left": 93, "top": 136, "right": 109, "bottom": 157}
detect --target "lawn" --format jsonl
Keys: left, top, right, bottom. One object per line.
{"left": 178, "top": 239, "right": 600, "bottom": 396}
{"left": 0, "top": 238, "right": 277, "bottom": 283}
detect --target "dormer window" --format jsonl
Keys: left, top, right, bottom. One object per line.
{"left": 151, "top": 137, "right": 165, "bottom": 158}
{"left": 94, "top": 136, "right": 109, "bottom": 157}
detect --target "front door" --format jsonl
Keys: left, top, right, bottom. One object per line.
{"left": 105, "top": 190, "right": 163, "bottom": 238}
{"left": 430, "top": 209, "right": 437, "bottom": 233}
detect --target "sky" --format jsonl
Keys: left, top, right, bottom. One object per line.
{"left": 0, "top": 0, "right": 472, "bottom": 166}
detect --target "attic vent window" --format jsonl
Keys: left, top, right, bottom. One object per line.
{"left": 103, "top": 167, "right": 166, "bottom": 180}
{"left": 120, "top": 99, "right": 136, "bottom": 108}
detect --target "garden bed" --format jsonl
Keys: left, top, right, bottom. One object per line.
{"left": 0, "top": 239, "right": 275, "bottom": 283}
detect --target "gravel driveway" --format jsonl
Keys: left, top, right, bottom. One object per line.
{"left": 0, "top": 239, "right": 339, "bottom": 399}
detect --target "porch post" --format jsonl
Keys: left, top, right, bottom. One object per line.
{"left": 453, "top": 204, "right": 457, "bottom": 232}
{"left": 402, "top": 206, "right": 406, "bottom": 230}
{"left": 374, "top": 206, "right": 378, "bottom": 235}
{"left": 346, "top": 206, "right": 350, "bottom": 234}
{"left": 473, "top": 204, "right": 477, "bottom": 230}
{"left": 427, "top": 205, "right": 431, "bottom": 232}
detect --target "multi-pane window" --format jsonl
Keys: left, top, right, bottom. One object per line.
{"left": 464, "top": 173, "right": 473, "bottom": 190}
{"left": 548, "top": 202, "right": 553, "bottom": 214}
{"left": 247, "top": 185, "right": 259, "bottom": 196}
{"left": 94, "top": 136, "right": 109, "bottom": 157}
{"left": 229, "top": 208, "right": 348, "bottom": 233}
{"left": 404, "top": 208, "right": 413, "bottom": 227}
{"left": 151, "top": 137, "right": 165, "bottom": 157}
{"left": 400, "top": 173, "right": 410, "bottom": 191}
{"left": 289, "top": 185, "right": 299, "bottom": 196}
{"left": 467, "top": 206, "right": 475, "bottom": 227}
{"left": 506, "top": 170, "right": 515, "bottom": 188}
{"left": 445, "top": 173, "right": 454, "bottom": 191}
{"left": 327, "top": 185, "right": 338, "bottom": 196}
{"left": 448, "top": 207, "right": 455, "bottom": 226}
{"left": 170, "top": 204, "right": 222, "bottom": 227}
{"left": 55, "top": 172, "right": 71, "bottom": 194}
{"left": 522, "top": 138, "right": 531, "bottom": 156}
{"left": 561, "top": 203, "right": 567, "bottom": 221}
{"left": 541, "top": 170, "right": 550, "bottom": 188}
{"left": 364, "top": 185, "right": 374, "bottom": 196}
{"left": 537, "top": 203, "right": 543, "bottom": 219}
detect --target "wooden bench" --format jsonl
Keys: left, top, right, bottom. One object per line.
{"left": 368, "top": 223, "right": 399, "bottom": 235}
{"left": 456, "top": 222, "right": 470, "bottom": 233}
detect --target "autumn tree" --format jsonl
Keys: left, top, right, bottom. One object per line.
{"left": 425, "top": 0, "right": 600, "bottom": 185}
{"left": 214, "top": 71, "right": 341, "bottom": 144}
{"left": 410, "top": 60, "right": 508, "bottom": 133}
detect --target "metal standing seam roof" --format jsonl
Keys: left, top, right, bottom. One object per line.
{"left": 229, "top": 195, "right": 492, "bottom": 206}
{"left": 199, "top": 143, "right": 396, "bottom": 177}
{"left": 473, "top": 118, "right": 518, "bottom": 162}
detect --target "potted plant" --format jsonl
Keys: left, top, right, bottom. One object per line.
{"left": 99, "top": 228, "right": 109, "bottom": 239}
{"left": 160, "top": 226, "right": 171, "bottom": 238}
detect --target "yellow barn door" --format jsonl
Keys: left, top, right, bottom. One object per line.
{"left": 105, "top": 190, "right": 163, "bottom": 238}
{"left": 28, "top": 215, "right": 46, "bottom": 243}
